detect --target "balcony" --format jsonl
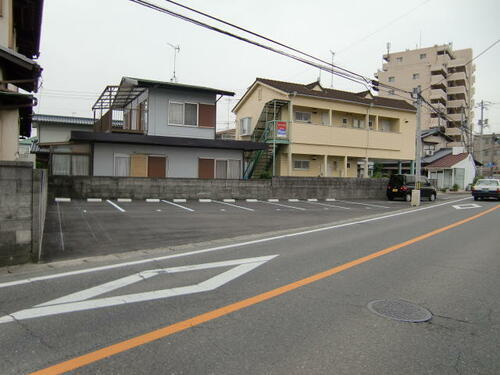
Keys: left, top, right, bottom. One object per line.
{"left": 445, "top": 127, "right": 462, "bottom": 136}
{"left": 430, "top": 88, "right": 447, "bottom": 101}
{"left": 447, "top": 86, "right": 466, "bottom": 96}
{"left": 447, "top": 113, "right": 463, "bottom": 122}
{"left": 430, "top": 65, "right": 447, "bottom": 77}
{"left": 431, "top": 74, "right": 446, "bottom": 86}
{"left": 447, "top": 72, "right": 467, "bottom": 82}
{"left": 447, "top": 99, "right": 466, "bottom": 109}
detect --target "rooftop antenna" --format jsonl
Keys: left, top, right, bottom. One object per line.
{"left": 386, "top": 42, "right": 391, "bottom": 56}
{"left": 329, "top": 50, "right": 335, "bottom": 88}
{"left": 167, "top": 42, "right": 180, "bottom": 83}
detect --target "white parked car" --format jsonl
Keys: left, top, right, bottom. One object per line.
{"left": 471, "top": 179, "right": 500, "bottom": 201}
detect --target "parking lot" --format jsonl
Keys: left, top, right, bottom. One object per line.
{"left": 42, "top": 195, "right": 465, "bottom": 261}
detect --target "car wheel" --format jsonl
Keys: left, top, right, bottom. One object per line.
{"left": 429, "top": 193, "right": 436, "bottom": 202}
{"left": 405, "top": 193, "right": 411, "bottom": 202}
{"left": 473, "top": 196, "right": 478, "bottom": 201}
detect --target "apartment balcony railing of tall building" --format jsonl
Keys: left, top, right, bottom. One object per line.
{"left": 445, "top": 127, "right": 462, "bottom": 136}
{"left": 431, "top": 75, "right": 447, "bottom": 87}
{"left": 430, "top": 65, "right": 447, "bottom": 78}
{"left": 447, "top": 86, "right": 467, "bottom": 96}
{"left": 430, "top": 88, "right": 447, "bottom": 102}
{"left": 447, "top": 71, "right": 467, "bottom": 82}
{"left": 92, "top": 85, "right": 148, "bottom": 135}
{"left": 429, "top": 117, "right": 446, "bottom": 128}
{"left": 447, "top": 113, "right": 463, "bottom": 122}
{"left": 447, "top": 99, "right": 467, "bottom": 109}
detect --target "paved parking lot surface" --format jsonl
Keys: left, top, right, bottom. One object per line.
{"left": 42, "top": 195, "right": 466, "bottom": 261}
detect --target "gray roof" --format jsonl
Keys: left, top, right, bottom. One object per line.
{"left": 70, "top": 131, "right": 265, "bottom": 151}
{"left": 32, "top": 114, "right": 123, "bottom": 127}
{"left": 421, "top": 148, "right": 452, "bottom": 164}
{"left": 122, "top": 77, "right": 235, "bottom": 96}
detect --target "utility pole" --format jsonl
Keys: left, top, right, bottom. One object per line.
{"left": 329, "top": 50, "right": 335, "bottom": 88}
{"left": 412, "top": 86, "right": 422, "bottom": 206}
{"left": 478, "top": 100, "right": 485, "bottom": 176}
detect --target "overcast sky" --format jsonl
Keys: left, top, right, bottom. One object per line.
{"left": 35, "top": 0, "right": 500, "bottom": 133}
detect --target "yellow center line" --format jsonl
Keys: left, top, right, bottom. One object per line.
{"left": 30, "top": 204, "right": 499, "bottom": 375}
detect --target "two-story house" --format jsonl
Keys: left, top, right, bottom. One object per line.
{"left": 0, "top": 0, "right": 43, "bottom": 160}
{"left": 53, "top": 77, "right": 264, "bottom": 178}
{"left": 234, "top": 78, "right": 416, "bottom": 179}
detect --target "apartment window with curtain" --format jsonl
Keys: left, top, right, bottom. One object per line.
{"left": 294, "top": 160, "right": 310, "bottom": 170}
{"left": 52, "top": 154, "right": 89, "bottom": 176}
{"left": 114, "top": 154, "right": 130, "bottom": 176}
{"left": 294, "top": 111, "right": 311, "bottom": 123}
{"left": 168, "top": 102, "right": 198, "bottom": 126}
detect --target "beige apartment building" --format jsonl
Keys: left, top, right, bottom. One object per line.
{"left": 375, "top": 44, "right": 475, "bottom": 148}
{"left": 233, "top": 78, "right": 416, "bottom": 179}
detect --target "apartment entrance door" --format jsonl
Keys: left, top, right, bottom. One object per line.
{"left": 148, "top": 156, "right": 166, "bottom": 178}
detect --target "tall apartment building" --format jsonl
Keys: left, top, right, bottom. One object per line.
{"left": 375, "top": 44, "right": 475, "bottom": 148}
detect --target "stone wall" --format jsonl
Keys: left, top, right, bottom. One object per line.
{"left": 49, "top": 176, "right": 388, "bottom": 200}
{"left": 0, "top": 161, "right": 47, "bottom": 266}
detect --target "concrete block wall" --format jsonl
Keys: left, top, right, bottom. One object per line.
{"left": 0, "top": 161, "right": 33, "bottom": 266}
{"left": 0, "top": 162, "right": 47, "bottom": 266}
{"left": 49, "top": 176, "right": 389, "bottom": 201}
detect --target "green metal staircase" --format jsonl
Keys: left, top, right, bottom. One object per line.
{"left": 243, "top": 100, "right": 290, "bottom": 179}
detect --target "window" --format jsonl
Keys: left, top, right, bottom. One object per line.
{"left": 168, "top": 102, "right": 198, "bottom": 126}
{"left": 388, "top": 76, "right": 395, "bottom": 82}
{"left": 396, "top": 57, "right": 403, "bottom": 63}
{"left": 368, "top": 120, "right": 373, "bottom": 129}
{"left": 227, "top": 160, "right": 241, "bottom": 179}
{"left": 294, "top": 111, "right": 312, "bottom": 123}
{"left": 52, "top": 155, "right": 71, "bottom": 175}
{"left": 342, "top": 118, "right": 348, "bottom": 126}
{"left": 420, "top": 53, "right": 427, "bottom": 59}
{"left": 52, "top": 154, "right": 90, "bottom": 176}
{"left": 114, "top": 154, "right": 130, "bottom": 176}
{"left": 240, "top": 117, "right": 251, "bottom": 135}
{"left": 216, "top": 160, "right": 228, "bottom": 179}
{"left": 353, "top": 119, "right": 364, "bottom": 129}
{"left": 347, "top": 163, "right": 351, "bottom": 169}
{"left": 412, "top": 73, "right": 420, "bottom": 80}
{"left": 294, "top": 160, "right": 310, "bottom": 170}
{"left": 72, "top": 155, "right": 89, "bottom": 176}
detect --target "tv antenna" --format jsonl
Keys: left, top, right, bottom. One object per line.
{"left": 167, "top": 42, "right": 180, "bottom": 82}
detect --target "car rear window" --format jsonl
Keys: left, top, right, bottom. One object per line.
{"left": 476, "top": 180, "right": 499, "bottom": 186}
{"left": 389, "top": 175, "right": 415, "bottom": 185}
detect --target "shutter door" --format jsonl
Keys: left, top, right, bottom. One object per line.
{"left": 198, "top": 158, "right": 214, "bottom": 179}
{"left": 198, "top": 104, "right": 216, "bottom": 128}
{"left": 130, "top": 154, "right": 148, "bottom": 177}
{"left": 148, "top": 156, "right": 166, "bottom": 178}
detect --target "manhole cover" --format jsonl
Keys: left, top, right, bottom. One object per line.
{"left": 367, "top": 299, "right": 432, "bottom": 322}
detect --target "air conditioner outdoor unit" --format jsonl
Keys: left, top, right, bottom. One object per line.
{"left": 425, "top": 150, "right": 434, "bottom": 156}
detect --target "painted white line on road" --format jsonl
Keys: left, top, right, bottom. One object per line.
{"left": 146, "top": 198, "right": 160, "bottom": 203}
{"left": 246, "top": 199, "right": 258, "bottom": 202}
{"left": 199, "top": 199, "right": 212, "bottom": 203}
{"left": 325, "top": 198, "right": 336, "bottom": 201}
{"left": 268, "top": 199, "right": 279, "bottom": 202}
{"left": 288, "top": 199, "right": 299, "bottom": 202}
{"left": 259, "top": 200, "right": 306, "bottom": 211}
{"left": 86, "top": 198, "right": 102, "bottom": 203}
{"left": 106, "top": 200, "right": 126, "bottom": 212}
{"left": 161, "top": 200, "right": 194, "bottom": 212}
{"left": 0, "top": 197, "right": 472, "bottom": 289}
{"left": 173, "top": 199, "right": 187, "bottom": 203}
{"left": 55, "top": 197, "right": 71, "bottom": 202}
{"left": 453, "top": 203, "right": 481, "bottom": 210}
{"left": 307, "top": 201, "right": 351, "bottom": 210}
{"left": 117, "top": 198, "right": 132, "bottom": 203}
{"left": 334, "top": 200, "right": 390, "bottom": 209}
{"left": 223, "top": 199, "right": 235, "bottom": 203}
{"left": 0, "top": 255, "right": 278, "bottom": 323}
{"left": 307, "top": 198, "right": 318, "bottom": 202}
{"left": 214, "top": 200, "right": 254, "bottom": 212}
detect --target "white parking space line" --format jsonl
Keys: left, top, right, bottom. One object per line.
{"left": 146, "top": 198, "right": 160, "bottom": 203}
{"left": 106, "top": 200, "right": 126, "bottom": 212}
{"left": 257, "top": 200, "right": 306, "bottom": 211}
{"left": 213, "top": 200, "right": 255, "bottom": 212}
{"left": 307, "top": 201, "right": 351, "bottom": 210}
{"left": 334, "top": 200, "right": 390, "bottom": 209}
{"left": 55, "top": 197, "right": 71, "bottom": 202}
{"left": 117, "top": 198, "right": 132, "bottom": 203}
{"left": 56, "top": 202, "right": 65, "bottom": 252}
{"left": 161, "top": 200, "right": 194, "bottom": 212}
{"left": 199, "top": 199, "right": 212, "bottom": 203}
{"left": 86, "top": 198, "right": 102, "bottom": 203}
{"left": 0, "top": 196, "right": 473, "bottom": 289}
{"left": 173, "top": 199, "right": 187, "bottom": 203}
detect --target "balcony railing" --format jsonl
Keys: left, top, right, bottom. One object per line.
{"left": 447, "top": 72, "right": 467, "bottom": 82}
{"left": 430, "top": 88, "right": 447, "bottom": 101}
{"left": 445, "top": 127, "right": 462, "bottom": 136}
{"left": 447, "top": 86, "right": 466, "bottom": 96}
{"left": 447, "top": 99, "right": 466, "bottom": 109}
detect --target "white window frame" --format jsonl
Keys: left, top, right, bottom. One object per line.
{"left": 211, "top": 158, "right": 242, "bottom": 179}
{"left": 168, "top": 101, "right": 199, "bottom": 127}
{"left": 240, "top": 117, "right": 252, "bottom": 136}
{"left": 113, "top": 153, "right": 130, "bottom": 177}
{"left": 293, "top": 159, "right": 310, "bottom": 170}
{"left": 294, "top": 111, "right": 312, "bottom": 123}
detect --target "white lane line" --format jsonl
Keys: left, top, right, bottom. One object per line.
{"left": 56, "top": 202, "right": 65, "bottom": 252}
{"left": 307, "top": 198, "right": 318, "bottom": 202}
{"left": 173, "top": 199, "right": 187, "bottom": 203}
{"left": 257, "top": 200, "right": 306, "bottom": 211}
{"left": 199, "top": 199, "right": 212, "bottom": 203}
{"left": 213, "top": 200, "right": 255, "bottom": 212}
{"left": 307, "top": 201, "right": 351, "bottom": 210}
{"left": 326, "top": 198, "right": 336, "bottom": 202}
{"left": 246, "top": 199, "right": 258, "bottom": 202}
{"left": 117, "top": 198, "right": 132, "bottom": 203}
{"left": 86, "top": 198, "right": 102, "bottom": 203}
{"left": 268, "top": 199, "right": 279, "bottom": 202}
{"left": 106, "top": 200, "right": 126, "bottom": 212}
{"left": 288, "top": 199, "right": 299, "bottom": 202}
{"left": 55, "top": 197, "right": 71, "bottom": 202}
{"left": 146, "top": 198, "right": 160, "bottom": 203}
{"left": 0, "top": 196, "right": 472, "bottom": 289}
{"left": 334, "top": 200, "right": 390, "bottom": 209}
{"left": 223, "top": 199, "right": 236, "bottom": 203}
{"left": 161, "top": 200, "right": 194, "bottom": 212}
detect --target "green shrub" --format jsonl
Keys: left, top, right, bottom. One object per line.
{"left": 451, "top": 184, "right": 459, "bottom": 191}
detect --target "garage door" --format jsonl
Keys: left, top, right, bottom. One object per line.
{"left": 148, "top": 156, "right": 166, "bottom": 178}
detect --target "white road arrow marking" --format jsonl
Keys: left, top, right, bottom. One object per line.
{"left": 0, "top": 255, "right": 278, "bottom": 324}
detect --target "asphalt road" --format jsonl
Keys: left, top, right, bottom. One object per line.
{"left": 1, "top": 196, "right": 499, "bottom": 374}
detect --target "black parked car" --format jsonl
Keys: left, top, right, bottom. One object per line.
{"left": 386, "top": 174, "right": 437, "bottom": 202}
